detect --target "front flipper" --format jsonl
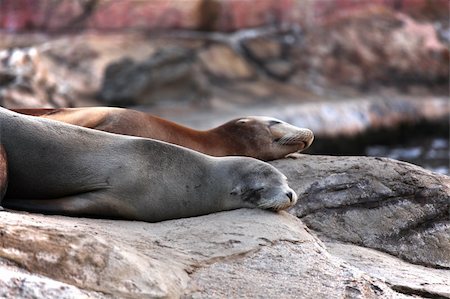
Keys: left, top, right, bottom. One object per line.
{"left": 2, "top": 194, "right": 137, "bottom": 220}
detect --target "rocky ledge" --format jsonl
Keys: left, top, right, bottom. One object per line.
{"left": 0, "top": 155, "right": 449, "bottom": 298}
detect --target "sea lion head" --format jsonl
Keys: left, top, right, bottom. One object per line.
{"left": 224, "top": 157, "right": 298, "bottom": 211}
{"left": 221, "top": 116, "right": 314, "bottom": 161}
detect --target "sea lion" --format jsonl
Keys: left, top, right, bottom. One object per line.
{"left": 0, "top": 145, "right": 7, "bottom": 204}
{"left": 12, "top": 107, "right": 314, "bottom": 161}
{"left": 0, "top": 107, "right": 297, "bottom": 222}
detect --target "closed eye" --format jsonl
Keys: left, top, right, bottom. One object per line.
{"left": 268, "top": 120, "right": 281, "bottom": 126}
{"left": 236, "top": 118, "right": 251, "bottom": 124}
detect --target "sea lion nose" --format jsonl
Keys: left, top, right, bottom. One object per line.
{"left": 285, "top": 189, "right": 298, "bottom": 205}
{"left": 286, "top": 191, "right": 294, "bottom": 202}
{"left": 301, "top": 128, "right": 314, "bottom": 148}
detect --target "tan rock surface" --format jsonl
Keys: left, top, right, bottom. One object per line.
{"left": 327, "top": 242, "right": 450, "bottom": 298}
{"left": 198, "top": 45, "right": 255, "bottom": 80}
{"left": 0, "top": 209, "right": 317, "bottom": 298}
{"left": 0, "top": 208, "right": 418, "bottom": 298}
{"left": 0, "top": 259, "right": 108, "bottom": 299}
{"left": 184, "top": 241, "right": 407, "bottom": 299}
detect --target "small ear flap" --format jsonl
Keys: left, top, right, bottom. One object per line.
{"left": 236, "top": 118, "right": 251, "bottom": 124}
{"left": 230, "top": 186, "right": 241, "bottom": 196}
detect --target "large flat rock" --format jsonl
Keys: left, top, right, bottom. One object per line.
{"left": 0, "top": 208, "right": 412, "bottom": 298}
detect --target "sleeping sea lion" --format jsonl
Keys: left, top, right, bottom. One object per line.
{"left": 13, "top": 107, "right": 314, "bottom": 161}
{"left": 0, "top": 108, "right": 297, "bottom": 222}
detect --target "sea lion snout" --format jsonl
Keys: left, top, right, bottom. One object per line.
{"left": 280, "top": 186, "right": 298, "bottom": 209}
{"left": 298, "top": 128, "right": 314, "bottom": 150}
{"left": 272, "top": 126, "right": 314, "bottom": 151}
{"left": 286, "top": 190, "right": 297, "bottom": 204}
{"left": 252, "top": 183, "right": 298, "bottom": 211}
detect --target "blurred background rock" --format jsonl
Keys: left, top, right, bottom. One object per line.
{"left": 0, "top": 0, "right": 448, "bottom": 173}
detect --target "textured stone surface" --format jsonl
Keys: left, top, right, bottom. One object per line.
{"left": 327, "top": 242, "right": 450, "bottom": 298}
{"left": 184, "top": 241, "right": 406, "bottom": 299}
{"left": 293, "top": 7, "right": 449, "bottom": 91}
{"left": 271, "top": 155, "right": 450, "bottom": 269}
{"left": 0, "top": 47, "right": 73, "bottom": 108}
{"left": 1, "top": 0, "right": 447, "bottom": 33}
{"left": 198, "top": 45, "right": 255, "bottom": 80}
{"left": 0, "top": 0, "right": 294, "bottom": 32}
{"left": 99, "top": 47, "right": 206, "bottom": 106}
{"left": 0, "top": 223, "right": 186, "bottom": 298}
{"left": 0, "top": 207, "right": 418, "bottom": 298}
{"left": 0, "top": 259, "right": 107, "bottom": 299}
{"left": 0, "top": 209, "right": 312, "bottom": 298}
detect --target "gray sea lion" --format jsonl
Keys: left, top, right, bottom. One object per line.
{"left": 0, "top": 108, "right": 297, "bottom": 222}
{"left": 13, "top": 107, "right": 314, "bottom": 161}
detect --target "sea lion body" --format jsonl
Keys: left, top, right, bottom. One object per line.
{"left": 0, "top": 145, "right": 7, "bottom": 202}
{"left": 0, "top": 108, "right": 297, "bottom": 222}
{"left": 13, "top": 107, "right": 314, "bottom": 161}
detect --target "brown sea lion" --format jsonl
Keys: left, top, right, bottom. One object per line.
{"left": 12, "top": 107, "right": 314, "bottom": 161}
{"left": 0, "top": 145, "right": 7, "bottom": 205}
{"left": 0, "top": 107, "right": 297, "bottom": 222}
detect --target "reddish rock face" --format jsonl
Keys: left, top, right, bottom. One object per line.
{"left": 0, "top": 0, "right": 200, "bottom": 31}
{"left": 294, "top": 7, "right": 449, "bottom": 90}
{"left": 0, "top": 0, "right": 447, "bottom": 109}
{"left": 0, "top": 0, "right": 294, "bottom": 32}
{"left": 0, "top": 0, "right": 447, "bottom": 33}
{"left": 313, "top": 0, "right": 449, "bottom": 22}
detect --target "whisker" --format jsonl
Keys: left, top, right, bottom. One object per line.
{"left": 258, "top": 199, "right": 291, "bottom": 211}
{"left": 278, "top": 135, "right": 301, "bottom": 145}
{"left": 277, "top": 131, "right": 312, "bottom": 146}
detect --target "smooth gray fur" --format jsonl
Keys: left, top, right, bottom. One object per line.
{"left": 0, "top": 107, "right": 296, "bottom": 222}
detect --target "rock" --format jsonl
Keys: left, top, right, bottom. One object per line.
{"left": 284, "top": 97, "right": 450, "bottom": 137}
{"left": 263, "top": 60, "right": 295, "bottom": 80}
{"left": 242, "top": 37, "right": 283, "bottom": 61}
{"left": 312, "top": 0, "right": 449, "bottom": 24}
{"left": 0, "top": 208, "right": 418, "bottom": 298}
{"left": 185, "top": 242, "right": 401, "bottom": 299}
{"left": 0, "top": 0, "right": 294, "bottom": 32}
{"left": 0, "top": 223, "right": 185, "bottom": 298}
{"left": 327, "top": 242, "right": 450, "bottom": 298}
{"left": 293, "top": 7, "right": 449, "bottom": 91}
{"left": 99, "top": 47, "right": 206, "bottom": 106}
{"left": 241, "top": 35, "right": 297, "bottom": 80}
{"left": 2, "top": 0, "right": 448, "bottom": 33}
{"left": 0, "top": 259, "right": 107, "bottom": 299}
{"left": 0, "top": 32, "right": 172, "bottom": 107}
{"left": 271, "top": 155, "right": 450, "bottom": 269}
{"left": 0, "top": 1, "right": 447, "bottom": 109}
{"left": 198, "top": 45, "right": 256, "bottom": 80}
{"left": 0, "top": 47, "right": 73, "bottom": 108}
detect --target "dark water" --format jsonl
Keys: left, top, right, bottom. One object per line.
{"left": 366, "top": 137, "right": 450, "bottom": 175}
